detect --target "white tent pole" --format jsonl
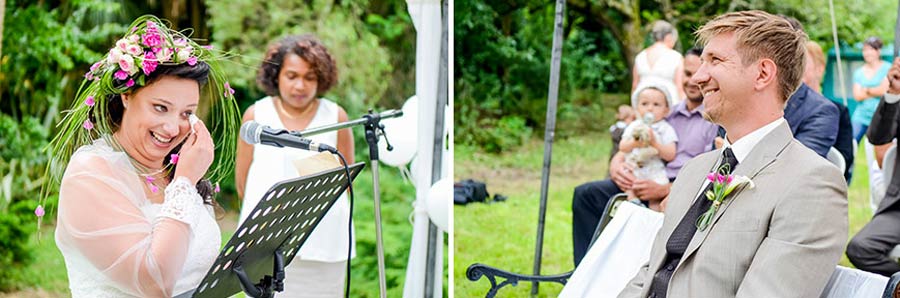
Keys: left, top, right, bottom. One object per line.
{"left": 829, "top": 0, "right": 849, "bottom": 108}
{"left": 425, "top": 0, "right": 449, "bottom": 296}
{"left": 403, "top": 0, "right": 442, "bottom": 297}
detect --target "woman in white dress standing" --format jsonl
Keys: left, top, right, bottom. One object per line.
{"left": 631, "top": 20, "right": 684, "bottom": 104}
{"left": 235, "top": 34, "right": 355, "bottom": 297}
{"left": 50, "top": 16, "right": 241, "bottom": 297}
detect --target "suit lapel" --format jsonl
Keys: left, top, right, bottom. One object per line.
{"left": 679, "top": 122, "right": 793, "bottom": 265}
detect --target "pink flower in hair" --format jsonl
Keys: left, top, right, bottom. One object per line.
{"left": 90, "top": 62, "right": 102, "bottom": 73}
{"left": 115, "top": 70, "right": 129, "bottom": 80}
{"left": 170, "top": 153, "right": 179, "bottom": 165}
{"left": 126, "top": 79, "right": 135, "bottom": 87}
{"left": 224, "top": 82, "right": 235, "bottom": 97}
{"left": 84, "top": 96, "right": 95, "bottom": 107}
{"left": 142, "top": 52, "right": 158, "bottom": 75}
{"left": 158, "top": 47, "right": 174, "bottom": 62}
{"left": 107, "top": 48, "right": 124, "bottom": 66}
{"left": 187, "top": 56, "right": 197, "bottom": 66}
{"left": 83, "top": 119, "right": 93, "bottom": 130}
{"left": 142, "top": 31, "right": 162, "bottom": 48}
{"left": 35, "top": 205, "right": 45, "bottom": 217}
{"left": 118, "top": 54, "right": 136, "bottom": 75}
{"left": 126, "top": 44, "right": 143, "bottom": 57}
{"left": 116, "top": 39, "right": 129, "bottom": 51}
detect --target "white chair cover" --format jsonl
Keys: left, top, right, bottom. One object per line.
{"left": 819, "top": 266, "right": 888, "bottom": 298}
{"left": 559, "top": 203, "right": 664, "bottom": 297}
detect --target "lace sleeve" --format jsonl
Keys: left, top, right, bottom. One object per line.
{"left": 160, "top": 176, "right": 202, "bottom": 224}
{"left": 55, "top": 155, "right": 198, "bottom": 297}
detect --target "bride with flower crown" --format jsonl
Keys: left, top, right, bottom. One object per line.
{"left": 46, "top": 16, "right": 240, "bottom": 297}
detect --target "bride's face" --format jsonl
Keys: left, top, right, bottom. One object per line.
{"left": 117, "top": 76, "right": 199, "bottom": 168}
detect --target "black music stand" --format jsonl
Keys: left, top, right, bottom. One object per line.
{"left": 188, "top": 162, "right": 365, "bottom": 298}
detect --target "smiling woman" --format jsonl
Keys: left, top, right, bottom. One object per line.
{"left": 43, "top": 15, "right": 240, "bottom": 297}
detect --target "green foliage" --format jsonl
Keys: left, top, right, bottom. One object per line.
{"left": 0, "top": 116, "right": 50, "bottom": 211}
{"left": 205, "top": 0, "right": 393, "bottom": 120}
{"left": 1, "top": 0, "right": 125, "bottom": 124}
{"left": 455, "top": 0, "right": 623, "bottom": 152}
{"left": 762, "top": 0, "right": 898, "bottom": 49}
{"left": 0, "top": 212, "right": 32, "bottom": 290}
{"left": 0, "top": 114, "right": 53, "bottom": 291}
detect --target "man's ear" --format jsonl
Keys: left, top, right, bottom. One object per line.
{"left": 755, "top": 59, "right": 778, "bottom": 91}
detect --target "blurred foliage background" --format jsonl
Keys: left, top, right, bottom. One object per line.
{"left": 0, "top": 0, "right": 433, "bottom": 296}
{"left": 455, "top": 0, "right": 899, "bottom": 153}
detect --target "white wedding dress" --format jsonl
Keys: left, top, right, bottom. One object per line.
{"left": 55, "top": 138, "right": 221, "bottom": 297}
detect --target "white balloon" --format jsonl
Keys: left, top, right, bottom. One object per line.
{"left": 378, "top": 116, "right": 417, "bottom": 167}
{"left": 426, "top": 178, "right": 452, "bottom": 232}
{"left": 402, "top": 95, "right": 418, "bottom": 122}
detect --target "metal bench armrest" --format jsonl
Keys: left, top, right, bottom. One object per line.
{"left": 466, "top": 263, "right": 571, "bottom": 298}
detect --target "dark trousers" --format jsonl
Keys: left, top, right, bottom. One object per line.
{"left": 571, "top": 179, "right": 622, "bottom": 266}
{"left": 847, "top": 207, "right": 900, "bottom": 276}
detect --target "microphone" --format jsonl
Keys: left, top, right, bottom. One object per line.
{"left": 240, "top": 121, "right": 338, "bottom": 153}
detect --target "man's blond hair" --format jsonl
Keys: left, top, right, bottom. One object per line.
{"left": 805, "top": 41, "right": 826, "bottom": 70}
{"left": 695, "top": 10, "right": 808, "bottom": 102}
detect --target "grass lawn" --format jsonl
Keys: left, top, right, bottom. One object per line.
{"left": 454, "top": 131, "right": 876, "bottom": 297}
{"left": 1, "top": 165, "right": 439, "bottom": 297}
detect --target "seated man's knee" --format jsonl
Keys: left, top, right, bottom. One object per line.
{"left": 573, "top": 183, "right": 593, "bottom": 209}
{"left": 847, "top": 234, "right": 879, "bottom": 264}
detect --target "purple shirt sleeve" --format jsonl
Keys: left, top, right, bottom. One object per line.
{"left": 664, "top": 102, "right": 719, "bottom": 179}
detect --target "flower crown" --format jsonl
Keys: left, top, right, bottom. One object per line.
{"left": 83, "top": 19, "right": 208, "bottom": 91}
{"left": 44, "top": 15, "right": 241, "bottom": 200}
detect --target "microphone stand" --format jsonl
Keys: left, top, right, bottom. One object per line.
{"left": 294, "top": 109, "right": 403, "bottom": 298}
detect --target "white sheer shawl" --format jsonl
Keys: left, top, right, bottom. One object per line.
{"left": 55, "top": 139, "right": 220, "bottom": 297}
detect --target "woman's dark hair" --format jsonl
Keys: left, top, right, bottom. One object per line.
{"left": 102, "top": 61, "right": 224, "bottom": 217}
{"left": 865, "top": 37, "right": 884, "bottom": 50}
{"left": 257, "top": 34, "right": 338, "bottom": 98}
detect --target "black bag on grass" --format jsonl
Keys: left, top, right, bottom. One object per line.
{"left": 454, "top": 179, "right": 489, "bottom": 205}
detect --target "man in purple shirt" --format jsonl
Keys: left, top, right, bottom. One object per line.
{"left": 571, "top": 48, "right": 718, "bottom": 266}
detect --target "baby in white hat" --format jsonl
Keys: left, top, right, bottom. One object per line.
{"left": 620, "top": 82, "right": 679, "bottom": 211}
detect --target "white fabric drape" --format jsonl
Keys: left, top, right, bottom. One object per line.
{"left": 559, "top": 203, "right": 664, "bottom": 297}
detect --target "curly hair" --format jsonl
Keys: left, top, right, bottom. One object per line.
{"left": 257, "top": 35, "right": 338, "bottom": 98}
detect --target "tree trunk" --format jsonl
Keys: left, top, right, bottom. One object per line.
{"left": 567, "top": 0, "right": 644, "bottom": 86}
{"left": 621, "top": 19, "right": 643, "bottom": 77}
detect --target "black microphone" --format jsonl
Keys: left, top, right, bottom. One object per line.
{"left": 240, "top": 121, "right": 338, "bottom": 153}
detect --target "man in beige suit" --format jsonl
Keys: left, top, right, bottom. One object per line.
{"left": 618, "top": 10, "right": 848, "bottom": 298}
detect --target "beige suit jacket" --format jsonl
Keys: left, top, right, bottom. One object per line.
{"left": 618, "top": 122, "right": 848, "bottom": 298}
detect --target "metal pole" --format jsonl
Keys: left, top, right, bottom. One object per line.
{"left": 828, "top": 0, "right": 849, "bottom": 108}
{"left": 425, "top": 0, "right": 449, "bottom": 296}
{"left": 295, "top": 110, "right": 402, "bottom": 138}
{"left": 531, "top": 0, "right": 565, "bottom": 295}
{"left": 372, "top": 160, "right": 388, "bottom": 298}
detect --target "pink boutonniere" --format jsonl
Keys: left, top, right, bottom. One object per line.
{"left": 696, "top": 165, "right": 755, "bottom": 231}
